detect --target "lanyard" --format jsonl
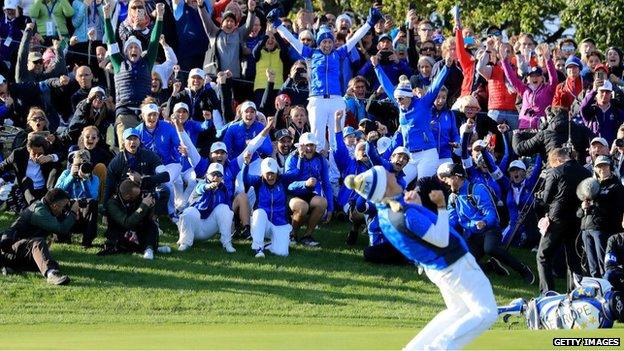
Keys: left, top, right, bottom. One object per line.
{"left": 45, "top": 0, "right": 58, "bottom": 18}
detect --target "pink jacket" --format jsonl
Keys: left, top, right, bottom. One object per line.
{"left": 502, "top": 58, "right": 557, "bottom": 129}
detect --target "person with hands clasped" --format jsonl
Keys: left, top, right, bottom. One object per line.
{"left": 242, "top": 153, "right": 294, "bottom": 258}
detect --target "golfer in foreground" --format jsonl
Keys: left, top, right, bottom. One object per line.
{"left": 345, "top": 166, "right": 497, "bottom": 350}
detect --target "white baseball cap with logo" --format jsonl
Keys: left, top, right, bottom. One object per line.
{"left": 298, "top": 132, "right": 318, "bottom": 146}
{"left": 210, "top": 141, "right": 227, "bottom": 154}
{"left": 261, "top": 157, "right": 278, "bottom": 174}
{"left": 141, "top": 103, "right": 159, "bottom": 116}
{"left": 207, "top": 162, "right": 224, "bottom": 175}
{"left": 189, "top": 68, "right": 205, "bottom": 79}
{"left": 508, "top": 160, "right": 527, "bottom": 171}
{"left": 4, "top": 0, "right": 19, "bottom": 10}
{"left": 173, "top": 102, "right": 189, "bottom": 114}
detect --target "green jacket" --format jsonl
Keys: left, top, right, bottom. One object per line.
{"left": 7, "top": 200, "right": 76, "bottom": 240}
{"left": 106, "top": 194, "right": 152, "bottom": 231}
{"left": 29, "top": 0, "right": 75, "bottom": 37}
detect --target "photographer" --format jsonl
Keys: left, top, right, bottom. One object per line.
{"left": 63, "top": 87, "right": 114, "bottom": 145}
{"left": 278, "top": 61, "right": 309, "bottom": 107}
{"left": 357, "top": 34, "right": 412, "bottom": 92}
{"left": 101, "top": 179, "right": 169, "bottom": 260}
{"left": 0, "top": 189, "right": 73, "bottom": 285}
{"left": 54, "top": 150, "right": 100, "bottom": 247}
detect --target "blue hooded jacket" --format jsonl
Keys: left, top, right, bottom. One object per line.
{"left": 283, "top": 152, "right": 334, "bottom": 212}
{"left": 222, "top": 120, "right": 273, "bottom": 161}
{"left": 242, "top": 163, "right": 294, "bottom": 226}
{"left": 134, "top": 121, "right": 181, "bottom": 165}
{"left": 192, "top": 181, "right": 231, "bottom": 219}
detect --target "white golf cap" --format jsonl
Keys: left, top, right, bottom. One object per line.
{"left": 240, "top": 100, "right": 257, "bottom": 112}
{"left": 261, "top": 157, "right": 278, "bottom": 174}
{"left": 392, "top": 146, "right": 410, "bottom": 157}
{"left": 436, "top": 162, "right": 455, "bottom": 177}
{"left": 173, "top": 102, "right": 189, "bottom": 114}
{"left": 188, "top": 68, "right": 205, "bottom": 78}
{"left": 210, "top": 141, "right": 227, "bottom": 153}
{"left": 298, "top": 132, "right": 317, "bottom": 146}
{"left": 376, "top": 137, "right": 392, "bottom": 154}
{"left": 3, "top": 0, "right": 19, "bottom": 10}
{"left": 508, "top": 160, "right": 527, "bottom": 171}
{"left": 141, "top": 103, "right": 159, "bottom": 116}
{"left": 472, "top": 139, "right": 488, "bottom": 149}
{"left": 207, "top": 162, "right": 224, "bottom": 175}
{"left": 598, "top": 80, "right": 613, "bottom": 92}
{"left": 0, "top": 74, "right": 6, "bottom": 85}
{"left": 591, "top": 137, "right": 608, "bottom": 147}
{"left": 89, "top": 86, "right": 106, "bottom": 96}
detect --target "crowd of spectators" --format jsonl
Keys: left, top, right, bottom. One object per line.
{"left": 0, "top": 0, "right": 622, "bottom": 293}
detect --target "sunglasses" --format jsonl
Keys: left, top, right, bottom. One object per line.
{"left": 30, "top": 116, "right": 46, "bottom": 122}
{"left": 32, "top": 60, "right": 43, "bottom": 65}
{"left": 131, "top": 6, "right": 145, "bottom": 9}
{"left": 421, "top": 47, "right": 435, "bottom": 52}
{"left": 210, "top": 172, "right": 223, "bottom": 178}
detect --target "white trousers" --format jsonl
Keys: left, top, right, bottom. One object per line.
{"left": 250, "top": 209, "right": 291, "bottom": 256}
{"left": 403, "top": 148, "right": 440, "bottom": 185}
{"left": 177, "top": 204, "right": 233, "bottom": 247}
{"left": 173, "top": 168, "right": 198, "bottom": 211}
{"left": 403, "top": 254, "right": 497, "bottom": 351}
{"left": 307, "top": 96, "right": 345, "bottom": 151}
{"left": 155, "top": 163, "right": 183, "bottom": 215}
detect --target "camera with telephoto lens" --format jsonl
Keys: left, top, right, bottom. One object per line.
{"left": 79, "top": 162, "right": 93, "bottom": 176}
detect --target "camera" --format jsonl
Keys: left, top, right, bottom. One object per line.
{"left": 379, "top": 50, "right": 392, "bottom": 64}
{"left": 616, "top": 139, "right": 624, "bottom": 148}
{"left": 294, "top": 67, "right": 307, "bottom": 81}
{"left": 79, "top": 162, "right": 93, "bottom": 176}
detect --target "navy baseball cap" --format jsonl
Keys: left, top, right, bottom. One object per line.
{"left": 274, "top": 128, "right": 293, "bottom": 141}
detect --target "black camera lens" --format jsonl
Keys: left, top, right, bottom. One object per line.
{"left": 616, "top": 139, "right": 624, "bottom": 148}
{"left": 80, "top": 162, "right": 93, "bottom": 175}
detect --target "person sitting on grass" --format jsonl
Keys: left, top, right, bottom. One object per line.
{"left": 100, "top": 178, "right": 171, "bottom": 259}
{"left": 177, "top": 162, "right": 236, "bottom": 253}
{"left": 0, "top": 188, "right": 77, "bottom": 285}
{"left": 242, "top": 155, "right": 294, "bottom": 258}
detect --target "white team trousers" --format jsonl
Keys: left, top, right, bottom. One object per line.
{"left": 250, "top": 209, "right": 292, "bottom": 256}
{"left": 403, "top": 253, "right": 497, "bottom": 351}
{"left": 403, "top": 148, "right": 440, "bottom": 185}
{"left": 173, "top": 168, "right": 197, "bottom": 210}
{"left": 307, "top": 96, "right": 345, "bottom": 151}
{"left": 177, "top": 204, "right": 234, "bottom": 247}
{"left": 155, "top": 163, "right": 183, "bottom": 215}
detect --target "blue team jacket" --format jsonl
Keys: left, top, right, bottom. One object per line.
{"left": 448, "top": 181, "right": 499, "bottom": 238}
{"left": 377, "top": 197, "right": 468, "bottom": 270}
{"left": 333, "top": 131, "right": 374, "bottom": 208}
{"left": 283, "top": 152, "right": 334, "bottom": 212}
{"left": 430, "top": 107, "right": 460, "bottom": 159}
{"left": 192, "top": 181, "right": 231, "bottom": 219}
{"left": 134, "top": 121, "right": 181, "bottom": 165}
{"left": 242, "top": 163, "right": 293, "bottom": 226}
{"left": 222, "top": 120, "right": 272, "bottom": 161}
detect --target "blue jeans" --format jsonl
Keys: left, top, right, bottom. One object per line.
{"left": 581, "top": 230, "right": 610, "bottom": 277}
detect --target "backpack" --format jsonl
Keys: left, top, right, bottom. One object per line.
{"left": 449, "top": 182, "right": 501, "bottom": 224}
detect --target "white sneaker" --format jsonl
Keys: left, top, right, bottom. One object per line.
{"left": 143, "top": 248, "right": 154, "bottom": 260}
{"left": 178, "top": 244, "right": 190, "bottom": 251}
{"left": 158, "top": 246, "right": 171, "bottom": 254}
{"left": 223, "top": 243, "right": 236, "bottom": 253}
{"left": 254, "top": 248, "right": 265, "bottom": 258}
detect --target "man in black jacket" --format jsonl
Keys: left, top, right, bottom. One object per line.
{"left": 537, "top": 148, "right": 591, "bottom": 294}
{"left": 0, "top": 135, "right": 61, "bottom": 205}
{"left": 605, "top": 230, "right": 624, "bottom": 291}
{"left": 103, "top": 128, "right": 170, "bottom": 211}
{"left": 512, "top": 107, "right": 593, "bottom": 163}
{"left": 0, "top": 189, "right": 74, "bottom": 285}
{"left": 579, "top": 156, "right": 624, "bottom": 278}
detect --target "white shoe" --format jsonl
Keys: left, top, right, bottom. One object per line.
{"left": 223, "top": 243, "right": 236, "bottom": 253}
{"left": 158, "top": 246, "right": 171, "bottom": 254}
{"left": 143, "top": 248, "right": 154, "bottom": 260}
{"left": 254, "top": 248, "right": 265, "bottom": 258}
{"left": 178, "top": 244, "right": 190, "bottom": 251}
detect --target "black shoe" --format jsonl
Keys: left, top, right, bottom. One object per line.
{"left": 346, "top": 230, "right": 358, "bottom": 246}
{"left": 299, "top": 236, "right": 320, "bottom": 247}
{"left": 1, "top": 266, "right": 15, "bottom": 275}
{"left": 46, "top": 270, "right": 70, "bottom": 285}
{"left": 484, "top": 258, "right": 510, "bottom": 276}
{"left": 522, "top": 265, "right": 536, "bottom": 285}
{"left": 240, "top": 226, "right": 251, "bottom": 241}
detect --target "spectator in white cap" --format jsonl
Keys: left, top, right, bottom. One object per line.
{"left": 367, "top": 142, "right": 410, "bottom": 190}
{"left": 581, "top": 79, "right": 624, "bottom": 145}
{"left": 167, "top": 67, "right": 223, "bottom": 127}
{"left": 284, "top": 131, "right": 333, "bottom": 247}
{"left": 177, "top": 162, "right": 236, "bottom": 253}
{"left": 335, "top": 13, "right": 352, "bottom": 35}
{"left": 344, "top": 165, "right": 497, "bottom": 350}
{"left": 586, "top": 137, "right": 610, "bottom": 172}
{"left": 64, "top": 86, "right": 114, "bottom": 144}
{"left": 133, "top": 101, "right": 183, "bottom": 218}
{"left": 0, "top": 0, "right": 29, "bottom": 72}
{"left": 242, "top": 155, "right": 295, "bottom": 258}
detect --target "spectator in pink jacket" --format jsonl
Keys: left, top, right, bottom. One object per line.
{"left": 501, "top": 45, "right": 557, "bottom": 129}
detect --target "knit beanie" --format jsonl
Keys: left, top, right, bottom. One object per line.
{"left": 394, "top": 75, "right": 413, "bottom": 99}
{"left": 344, "top": 165, "right": 388, "bottom": 203}
{"left": 124, "top": 36, "right": 143, "bottom": 55}
{"left": 316, "top": 25, "right": 334, "bottom": 45}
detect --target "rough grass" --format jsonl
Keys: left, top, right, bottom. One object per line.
{"left": 0, "top": 213, "right": 621, "bottom": 349}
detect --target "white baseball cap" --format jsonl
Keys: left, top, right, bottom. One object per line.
{"left": 207, "top": 162, "right": 224, "bottom": 175}
{"left": 261, "top": 157, "right": 278, "bottom": 174}
{"left": 141, "top": 103, "right": 159, "bottom": 116}
{"left": 591, "top": 137, "right": 608, "bottom": 147}
{"left": 240, "top": 100, "right": 257, "bottom": 112}
{"left": 298, "top": 132, "right": 317, "bottom": 146}
{"left": 508, "top": 160, "right": 527, "bottom": 171}
{"left": 392, "top": 146, "right": 410, "bottom": 157}
{"left": 4, "top": 0, "right": 19, "bottom": 10}
{"left": 210, "top": 141, "right": 227, "bottom": 154}
{"left": 89, "top": 86, "right": 106, "bottom": 97}
{"left": 472, "top": 139, "right": 488, "bottom": 149}
{"left": 189, "top": 68, "right": 205, "bottom": 79}
{"left": 173, "top": 102, "right": 189, "bottom": 114}
{"left": 598, "top": 80, "right": 613, "bottom": 92}
{"left": 0, "top": 74, "right": 6, "bottom": 85}
{"left": 436, "top": 162, "right": 455, "bottom": 177}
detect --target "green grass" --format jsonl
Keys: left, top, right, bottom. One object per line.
{"left": 0, "top": 213, "right": 621, "bottom": 349}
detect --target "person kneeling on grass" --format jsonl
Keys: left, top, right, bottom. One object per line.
{"left": 177, "top": 163, "right": 235, "bottom": 253}
{"left": 345, "top": 166, "right": 497, "bottom": 350}
{"left": 99, "top": 179, "right": 171, "bottom": 260}
{"left": 242, "top": 155, "right": 295, "bottom": 258}
{"left": 0, "top": 188, "right": 76, "bottom": 285}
